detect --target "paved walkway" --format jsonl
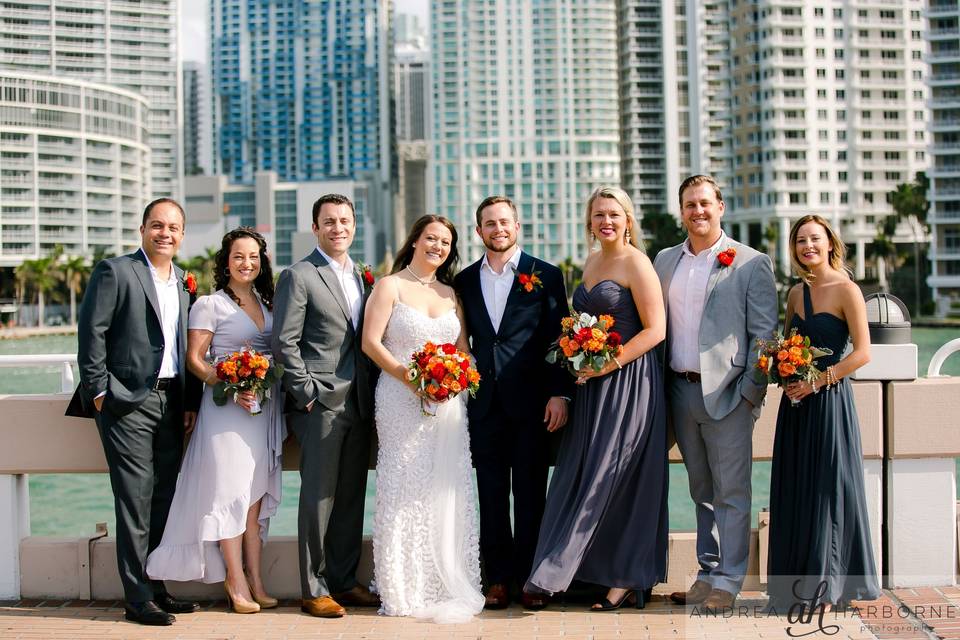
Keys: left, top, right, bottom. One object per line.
{"left": 4, "top": 589, "right": 952, "bottom": 640}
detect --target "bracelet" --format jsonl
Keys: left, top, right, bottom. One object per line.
{"left": 204, "top": 372, "right": 218, "bottom": 385}
{"left": 826, "top": 365, "right": 838, "bottom": 388}
{"left": 811, "top": 377, "right": 819, "bottom": 394}
{"left": 614, "top": 357, "right": 622, "bottom": 370}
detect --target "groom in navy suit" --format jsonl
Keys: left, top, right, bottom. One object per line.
{"left": 454, "top": 195, "right": 572, "bottom": 610}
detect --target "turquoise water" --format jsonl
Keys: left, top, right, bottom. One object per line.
{"left": 4, "top": 329, "right": 958, "bottom": 537}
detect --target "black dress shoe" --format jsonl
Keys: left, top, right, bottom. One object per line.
{"left": 124, "top": 601, "right": 175, "bottom": 626}
{"left": 155, "top": 591, "right": 200, "bottom": 613}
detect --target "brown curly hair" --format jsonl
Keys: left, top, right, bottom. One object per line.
{"left": 213, "top": 227, "right": 275, "bottom": 310}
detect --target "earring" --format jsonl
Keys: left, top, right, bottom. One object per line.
{"left": 625, "top": 228, "right": 632, "bottom": 244}
{"left": 591, "top": 232, "right": 597, "bottom": 243}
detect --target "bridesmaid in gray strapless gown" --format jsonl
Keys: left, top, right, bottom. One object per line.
{"left": 525, "top": 279, "right": 669, "bottom": 600}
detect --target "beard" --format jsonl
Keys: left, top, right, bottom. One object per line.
{"left": 482, "top": 235, "right": 517, "bottom": 253}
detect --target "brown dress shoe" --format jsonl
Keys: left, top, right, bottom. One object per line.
{"left": 301, "top": 595, "right": 346, "bottom": 618}
{"left": 484, "top": 583, "right": 509, "bottom": 609}
{"left": 520, "top": 590, "right": 549, "bottom": 610}
{"left": 702, "top": 588, "right": 736, "bottom": 609}
{"left": 669, "top": 579, "right": 712, "bottom": 605}
{"left": 332, "top": 585, "right": 380, "bottom": 607}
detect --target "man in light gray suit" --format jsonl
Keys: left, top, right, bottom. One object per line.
{"left": 272, "top": 193, "right": 377, "bottom": 618}
{"left": 654, "top": 175, "right": 778, "bottom": 609}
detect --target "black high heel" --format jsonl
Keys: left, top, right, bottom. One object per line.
{"left": 636, "top": 587, "right": 653, "bottom": 610}
{"left": 591, "top": 589, "right": 636, "bottom": 611}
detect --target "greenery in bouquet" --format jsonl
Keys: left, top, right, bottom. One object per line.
{"left": 211, "top": 347, "right": 284, "bottom": 415}
{"left": 754, "top": 329, "right": 833, "bottom": 387}
{"left": 546, "top": 312, "right": 623, "bottom": 376}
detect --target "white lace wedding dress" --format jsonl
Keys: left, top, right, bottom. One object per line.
{"left": 372, "top": 301, "right": 484, "bottom": 624}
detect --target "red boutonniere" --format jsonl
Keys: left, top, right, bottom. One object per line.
{"left": 356, "top": 262, "right": 375, "bottom": 291}
{"left": 517, "top": 269, "right": 543, "bottom": 293}
{"left": 183, "top": 271, "right": 197, "bottom": 295}
{"left": 717, "top": 247, "right": 737, "bottom": 267}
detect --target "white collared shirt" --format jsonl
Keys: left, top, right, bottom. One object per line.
{"left": 668, "top": 233, "right": 726, "bottom": 373}
{"left": 479, "top": 246, "right": 522, "bottom": 333}
{"left": 140, "top": 248, "right": 181, "bottom": 378}
{"left": 316, "top": 246, "right": 362, "bottom": 327}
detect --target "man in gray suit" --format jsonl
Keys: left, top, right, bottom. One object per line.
{"left": 69, "top": 198, "right": 202, "bottom": 625}
{"left": 654, "top": 175, "right": 778, "bottom": 609}
{"left": 272, "top": 193, "right": 377, "bottom": 618}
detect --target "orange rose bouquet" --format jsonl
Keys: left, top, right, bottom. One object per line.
{"left": 754, "top": 330, "right": 833, "bottom": 406}
{"left": 546, "top": 312, "right": 623, "bottom": 376}
{"left": 211, "top": 347, "right": 284, "bottom": 415}
{"left": 407, "top": 341, "right": 481, "bottom": 415}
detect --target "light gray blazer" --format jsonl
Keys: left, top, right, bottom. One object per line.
{"left": 654, "top": 236, "right": 778, "bottom": 420}
{"left": 271, "top": 249, "right": 372, "bottom": 419}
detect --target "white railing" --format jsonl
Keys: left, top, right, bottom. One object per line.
{"left": 0, "top": 354, "right": 76, "bottom": 393}
{"left": 928, "top": 338, "right": 960, "bottom": 377}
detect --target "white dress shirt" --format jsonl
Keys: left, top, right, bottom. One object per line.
{"left": 316, "top": 246, "right": 362, "bottom": 327}
{"left": 668, "top": 233, "right": 726, "bottom": 373}
{"left": 141, "top": 248, "right": 181, "bottom": 378}
{"left": 480, "top": 246, "right": 522, "bottom": 333}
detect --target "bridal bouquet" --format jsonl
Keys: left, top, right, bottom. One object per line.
{"left": 211, "top": 347, "right": 284, "bottom": 415}
{"left": 754, "top": 330, "right": 833, "bottom": 406}
{"left": 546, "top": 312, "right": 623, "bottom": 376}
{"left": 407, "top": 341, "right": 481, "bottom": 415}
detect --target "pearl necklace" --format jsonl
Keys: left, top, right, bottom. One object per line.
{"left": 406, "top": 265, "right": 437, "bottom": 285}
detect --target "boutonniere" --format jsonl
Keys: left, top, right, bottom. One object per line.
{"left": 356, "top": 262, "right": 375, "bottom": 291}
{"left": 183, "top": 271, "right": 197, "bottom": 295}
{"left": 516, "top": 269, "right": 543, "bottom": 293}
{"left": 717, "top": 247, "right": 737, "bottom": 267}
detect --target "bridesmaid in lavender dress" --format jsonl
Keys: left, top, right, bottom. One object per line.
{"left": 147, "top": 228, "right": 284, "bottom": 614}
{"left": 525, "top": 187, "right": 669, "bottom": 610}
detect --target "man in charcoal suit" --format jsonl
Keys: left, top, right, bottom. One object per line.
{"left": 69, "top": 198, "right": 202, "bottom": 625}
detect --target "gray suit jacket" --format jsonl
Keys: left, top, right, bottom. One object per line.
{"left": 271, "top": 249, "right": 372, "bottom": 419}
{"left": 654, "top": 237, "right": 778, "bottom": 420}
{"left": 69, "top": 250, "right": 199, "bottom": 419}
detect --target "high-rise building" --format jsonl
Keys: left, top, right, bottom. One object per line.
{"left": 0, "top": 74, "right": 151, "bottom": 265}
{"left": 395, "top": 12, "right": 427, "bottom": 49}
{"left": 723, "top": 1, "right": 930, "bottom": 277}
{"left": 0, "top": 0, "right": 182, "bottom": 202}
{"left": 617, "top": 1, "right": 733, "bottom": 218}
{"left": 209, "top": 0, "right": 392, "bottom": 262}
{"left": 431, "top": 0, "right": 621, "bottom": 263}
{"left": 927, "top": 0, "right": 960, "bottom": 314}
{"left": 394, "top": 43, "right": 429, "bottom": 239}
{"left": 183, "top": 61, "right": 212, "bottom": 177}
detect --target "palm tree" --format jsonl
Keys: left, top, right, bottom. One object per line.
{"left": 14, "top": 249, "right": 62, "bottom": 327}
{"left": 61, "top": 255, "right": 90, "bottom": 326}
{"left": 889, "top": 173, "right": 930, "bottom": 314}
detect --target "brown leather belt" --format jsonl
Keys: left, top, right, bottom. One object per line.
{"left": 671, "top": 370, "right": 702, "bottom": 383}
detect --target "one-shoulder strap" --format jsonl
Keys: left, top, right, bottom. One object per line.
{"left": 802, "top": 282, "right": 814, "bottom": 319}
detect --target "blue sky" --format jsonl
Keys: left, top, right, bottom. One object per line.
{"left": 181, "top": 0, "right": 428, "bottom": 63}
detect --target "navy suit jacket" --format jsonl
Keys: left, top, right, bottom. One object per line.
{"left": 455, "top": 251, "right": 572, "bottom": 428}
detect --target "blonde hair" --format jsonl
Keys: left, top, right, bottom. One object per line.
{"left": 788, "top": 214, "right": 852, "bottom": 282}
{"left": 584, "top": 186, "right": 643, "bottom": 251}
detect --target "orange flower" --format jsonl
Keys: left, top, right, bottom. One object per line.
{"left": 777, "top": 349, "right": 789, "bottom": 361}
{"left": 598, "top": 314, "right": 615, "bottom": 329}
{"left": 569, "top": 340, "right": 580, "bottom": 352}
{"left": 778, "top": 362, "right": 797, "bottom": 377}
{"left": 758, "top": 355, "right": 769, "bottom": 371}
{"left": 254, "top": 368, "right": 267, "bottom": 379}
{"left": 449, "top": 380, "right": 462, "bottom": 394}
{"left": 561, "top": 317, "right": 575, "bottom": 331}
{"left": 788, "top": 346, "right": 803, "bottom": 358}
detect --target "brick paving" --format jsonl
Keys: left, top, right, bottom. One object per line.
{"left": 0, "top": 590, "right": 933, "bottom": 640}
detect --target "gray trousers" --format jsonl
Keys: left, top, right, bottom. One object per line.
{"left": 96, "top": 389, "right": 182, "bottom": 603}
{"left": 288, "top": 400, "right": 371, "bottom": 599}
{"left": 668, "top": 376, "right": 755, "bottom": 596}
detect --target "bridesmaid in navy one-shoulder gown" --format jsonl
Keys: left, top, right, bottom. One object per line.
{"left": 767, "top": 215, "right": 880, "bottom": 610}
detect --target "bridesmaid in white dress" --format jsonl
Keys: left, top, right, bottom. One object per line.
{"left": 362, "top": 215, "right": 484, "bottom": 623}
{"left": 146, "top": 228, "right": 284, "bottom": 614}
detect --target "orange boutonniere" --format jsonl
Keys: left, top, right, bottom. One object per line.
{"left": 517, "top": 269, "right": 543, "bottom": 293}
{"left": 717, "top": 247, "right": 737, "bottom": 267}
{"left": 183, "top": 271, "right": 197, "bottom": 295}
{"left": 356, "top": 262, "right": 375, "bottom": 291}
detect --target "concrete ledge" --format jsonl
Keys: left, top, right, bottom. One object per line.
{"left": 20, "top": 531, "right": 764, "bottom": 600}
{"left": 1, "top": 382, "right": 889, "bottom": 473}
{"left": 888, "top": 378, "right": 960, "bottom": 458}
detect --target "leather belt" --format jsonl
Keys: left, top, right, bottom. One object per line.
{"left": 153, "top": 377, "right": 177, "bottom": 391}
{"left": 671, "top": 370, "right": 702, "bottom": 383}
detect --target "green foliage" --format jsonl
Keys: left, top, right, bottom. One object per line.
{"left": 640, "top": 211, "right": 686, "bottom": 258}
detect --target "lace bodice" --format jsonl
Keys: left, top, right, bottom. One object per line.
{"left": 382, "top": 301, "right": 461, "bottom": 364}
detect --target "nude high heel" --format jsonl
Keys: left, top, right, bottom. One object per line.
{"left": 225, "top": 584, "right": 260, "bottom": 614}
{"left": 246, "top": 576, "right": 278, "bottom": 609}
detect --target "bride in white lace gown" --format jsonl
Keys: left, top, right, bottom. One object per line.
{"left": 361, "top": 216, "right": 484, "bottom": 624}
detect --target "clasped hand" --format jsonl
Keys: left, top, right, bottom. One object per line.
{"left": 234, "top": 390, "right": 258, "bottom": 411}
{"left": 784, "top": 379, "right": 815, "bottom": 402}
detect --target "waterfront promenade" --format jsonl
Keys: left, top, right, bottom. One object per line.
{"left": 2, "top": 588, "right": 957, "bottom": 639}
